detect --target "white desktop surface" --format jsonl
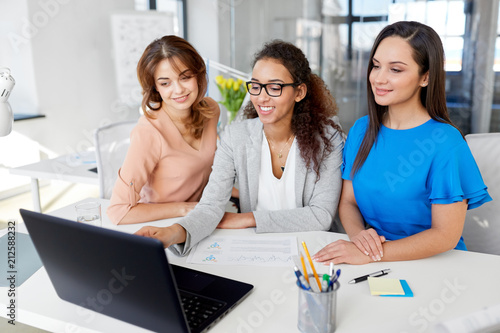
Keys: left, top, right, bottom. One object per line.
{"left": 1, "top": 198, "right": 500, "bottom": 333}
{"left": 9, "top": 152, "right": 98, "bottom": 212}
{"left": 9, "top": 151, "right": 98, "bottom": 185}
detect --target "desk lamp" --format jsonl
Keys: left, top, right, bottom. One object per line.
{"left": 0, "top": 67, "right": 15, "bottom": 136}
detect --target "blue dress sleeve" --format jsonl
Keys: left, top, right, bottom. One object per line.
{"left": 341, "top": 136, "right": 353, "bottom": 180}
{"left": 342, "top": 116, "right": 368, "bottom": 180}
{"left": 429, "top": 141, "right": 492, "bottom": 209}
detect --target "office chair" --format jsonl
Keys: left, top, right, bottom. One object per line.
{"left": 94, "top": 120, "right": 136, "bottom": 199}
{"left": 463, "top": 133, "right": 500, "bottom": 255}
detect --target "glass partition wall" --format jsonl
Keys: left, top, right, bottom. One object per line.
{"left": 220, "top": 0, "right": 500, "bottom": 134}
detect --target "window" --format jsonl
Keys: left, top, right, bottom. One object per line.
{"left": 226, "top": 0, "right": 496, "bottom": 133}
{"left": 389, "top": 1, "right": 466, "bottom": 72}
{"left": 495, "top": 11, "right": 500, "bottom": 71}
{"left": 136, "top": 0, "right": 186, "bottom": 38}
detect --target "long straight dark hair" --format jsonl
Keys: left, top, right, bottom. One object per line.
{"left": 352, "top": 21, "right": 462, "bottom": 176}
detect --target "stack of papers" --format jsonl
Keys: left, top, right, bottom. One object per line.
{"left": 368, "top": 277, "right": 413, "bottom": 297}
{"left": 186, "top": 235, "right": 298, "bottom": 267}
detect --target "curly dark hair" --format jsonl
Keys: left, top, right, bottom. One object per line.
{"left": 243, "top": 40, "right": 343, "bottom": 177}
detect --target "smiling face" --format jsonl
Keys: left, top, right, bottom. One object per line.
{"left": 249, "top": 58, "right": 306, "bottom": 128}
{"left": 154, "top": 57, "right": 199, "bottom": 115}
{"left": 369, "top": 36, "right": 429, "bottom": 113}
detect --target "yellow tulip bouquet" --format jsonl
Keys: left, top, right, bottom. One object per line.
{"left": 215, "top": 75, "right": 247, "bottom": 124}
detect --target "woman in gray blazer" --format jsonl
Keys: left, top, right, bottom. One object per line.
{"left": 136, "top": 40, "right": 344, "bottom": 255}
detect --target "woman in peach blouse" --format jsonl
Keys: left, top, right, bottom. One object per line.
{"left": 107, "top": 35, "right": 220, "bottom": 225}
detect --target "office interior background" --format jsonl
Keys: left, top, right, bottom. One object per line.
{"left": 1, "top": 0, "right": 499, "bottom": 207}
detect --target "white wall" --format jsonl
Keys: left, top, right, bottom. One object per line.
{"left": 2, "top": 0, "right": 302, "bottom": 158}
{"left": 0, "top": 0, "right": 39, "bottom": 117}
{"left": 2, "top": 0, "right": 137, "bottom": 156}
{"left": 1, "top": 0, "right": 230, "bottom": 157}
{"left": 187, "top": 0, "right": 220, "bottom": 63}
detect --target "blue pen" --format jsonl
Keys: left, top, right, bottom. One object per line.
{"left": 294, "top": 266, "right": 311, "bottom": 291}
{"left": 328, "top": 269, "right": 341, "bottom": 291}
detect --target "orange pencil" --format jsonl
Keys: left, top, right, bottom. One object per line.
{"left": 301, "top": 241, "right": 321, "bottom": 291}
{"left": 300, "top": 254, "right": 310, "bottom": 284}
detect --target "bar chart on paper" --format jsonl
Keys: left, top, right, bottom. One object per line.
{"left": 187, "top": 236, "right": 298, "bottom": 266}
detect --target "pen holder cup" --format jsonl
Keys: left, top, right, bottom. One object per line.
{"left": 297, "top": 281, "right": 340, "bottom": 333}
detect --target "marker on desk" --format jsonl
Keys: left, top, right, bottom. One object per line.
{"left": 348, "top": 268, "right": 391, "bottom": 284}
{"left": 294, "top": 266, "right": 311, "bottom": 291}
{"left": 322, "top": 274, "right": 330, "bottom": 292}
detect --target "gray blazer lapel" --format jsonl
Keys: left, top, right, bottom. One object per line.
{"left": 295, "top": 147, "right": 308, "bottom": 207}
{"left": 246, "top": 120, "right": 263, "bottom": 209}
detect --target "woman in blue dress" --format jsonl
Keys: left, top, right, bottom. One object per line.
{"left": 313, "top": 21, "right": 492, "bottom": 264}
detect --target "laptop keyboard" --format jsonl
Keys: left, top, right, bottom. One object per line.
{"left": 179, "top": 290, "right": 226, "bottom": 331}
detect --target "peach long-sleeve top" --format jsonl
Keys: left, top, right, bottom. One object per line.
{"left": 107, "top": 99, "right": 219, "bottom": 224}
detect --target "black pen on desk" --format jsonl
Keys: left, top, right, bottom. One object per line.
{"left": 348, "top": 268, "right": 391, "bottom": 284}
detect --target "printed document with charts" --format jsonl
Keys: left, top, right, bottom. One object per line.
{"left": 186, "top": 235, "right": 298, "bottom": 266}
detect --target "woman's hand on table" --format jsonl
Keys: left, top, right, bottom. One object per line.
{"left": 312, "top": 240, "right": 374, "bottom": 265}
{"left": 134, "top": 223, "right": 186, "bottom": 248}
{"left": 350, "top": 229, "right": 386, "bottom": 261}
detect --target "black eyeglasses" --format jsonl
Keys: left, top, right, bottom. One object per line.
{"left": 245, "top": 81, "right": 297, "bottom": 97}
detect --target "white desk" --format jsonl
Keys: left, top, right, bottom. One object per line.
{"left": 9, "top": 152, "right": 98, "bottom": 212}
{"left": 1, "top": 198, "right": 500, "bottom": 333}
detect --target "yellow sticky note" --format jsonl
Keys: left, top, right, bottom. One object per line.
{"left": 368, "top": 277, "right": 405, "bottom": 296}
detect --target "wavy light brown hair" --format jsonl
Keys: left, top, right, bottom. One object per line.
{"left": 243, "top": 40, "right": 343, "bottom": 177}
{"left": 137, "top": 35, "right": 214, "bottom": 139}
{"left": 352, "top": 21, "right": 463, "bottom": 176}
